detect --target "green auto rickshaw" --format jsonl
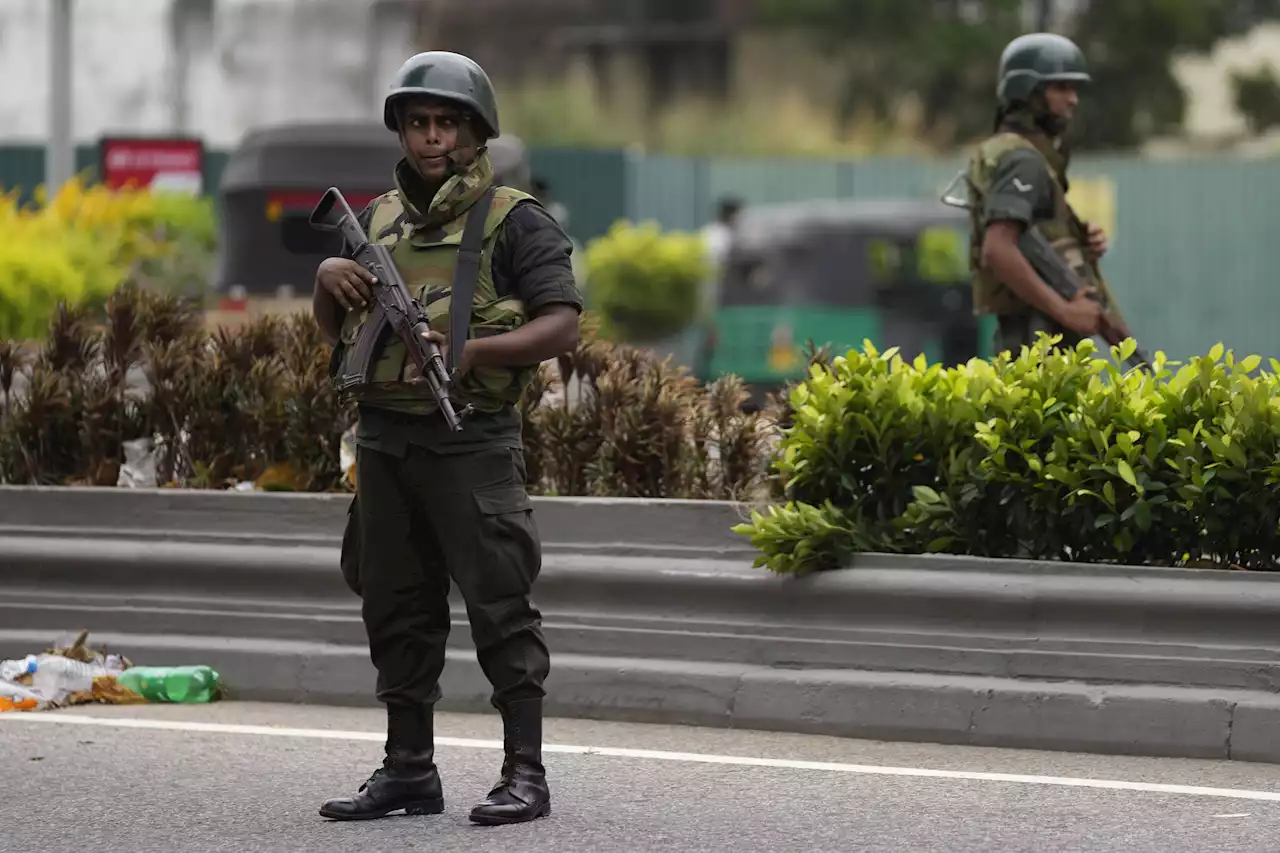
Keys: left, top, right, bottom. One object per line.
{"left": 700, "top": 197, "right": 992, "bottom": 404}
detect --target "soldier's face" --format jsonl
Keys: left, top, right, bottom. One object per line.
{"left": 1042, "top": 82, "right": 1079, "bottom": 122}
{"left": 398, "top": 99, "right": 478, "bottom": 182}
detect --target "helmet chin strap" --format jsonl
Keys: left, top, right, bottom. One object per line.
{"left": 443, "top": 145, "right": 486, "bottom": 178}
{"left": 442, "top": 118, "right": 487, "bottom": 178}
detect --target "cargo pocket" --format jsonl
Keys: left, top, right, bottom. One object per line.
{"left": 471, "top": 483, "right": 541, "bottom": 599}
{"left": 339, "top": 494, "right": 362, "bottom": 596}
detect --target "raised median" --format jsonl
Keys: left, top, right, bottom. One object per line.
{"left": 3, "top": 485, "right": 1280, "bottom": 764}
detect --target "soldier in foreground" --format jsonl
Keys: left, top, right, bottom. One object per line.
{"left": 965, "top": 32, "right": 1134, "bottom": 355}
{"left": 310, "top": 51, "right": 582, "bottom": 825}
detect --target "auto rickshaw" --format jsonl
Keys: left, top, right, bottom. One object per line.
{"left": 700, "top": 197, "right": 992, "bottom": 404}
{"left": 213, "top": 121, "right": 532, "bottom": 297}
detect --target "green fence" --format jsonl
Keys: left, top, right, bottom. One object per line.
{"left": 613, "top": 150, "right": 1280, "bottom": 364}
{"left": 3, "top": 142, "right": 1277, "bottom": 363}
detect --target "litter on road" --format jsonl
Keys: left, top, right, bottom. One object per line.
{"left": 0, "top": 629, "right": 222, "bottom": 712}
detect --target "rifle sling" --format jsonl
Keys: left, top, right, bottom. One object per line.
{"left": 447, "top": 187, "right": 496, "bottom": 376}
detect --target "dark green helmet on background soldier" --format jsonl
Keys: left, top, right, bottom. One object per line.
{"left": 382, "top": 50, "right": 501, "bottom": 139}
{"left": 996, "top": 32, "right": 1091, "bottom": 107}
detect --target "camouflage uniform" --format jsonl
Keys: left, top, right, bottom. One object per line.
{"left": 320, "top": 51, "right": 582, "bottom": 827}
{"left": 966, "top": 33, "right": 1127, "bottom": 355}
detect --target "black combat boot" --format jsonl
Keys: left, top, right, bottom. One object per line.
{"left": 319, "top": 704, "right": 444, "bottom": 820}
{"left": 469, "top": 698, "right": 551, "bottom": 825}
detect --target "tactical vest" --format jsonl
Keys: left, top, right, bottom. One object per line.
{"left": 334, "top": 186, "right": 538, "bottom": 416}
{"left": 966, "top": 131, "right": 1110, "bottom": 317}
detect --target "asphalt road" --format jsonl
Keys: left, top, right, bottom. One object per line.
{"left": 4, "top": 702, "right": 1280, "bottom": 852}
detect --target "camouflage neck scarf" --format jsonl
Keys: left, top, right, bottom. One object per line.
{"left": 998, "top": 106, "right": 1070, "bottom": 189}
{"left": 393, "top": 149, "right": 495, "bottom": 231}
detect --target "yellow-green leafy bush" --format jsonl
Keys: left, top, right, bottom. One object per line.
{"left": 583, "top": 220, "right": 710, "bottom": 343}
{"left": 0, "top": 178, "right": 216, "bottom": 340}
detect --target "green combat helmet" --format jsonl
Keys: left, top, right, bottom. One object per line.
{"left": 383, "top": 51, "right": 501, "bottom": 138}
{"left": 997, "top": 33, "right": 1090, "bottom": 105}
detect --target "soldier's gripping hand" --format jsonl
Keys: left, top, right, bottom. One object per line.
{"left": 420, "top": 329, "right": 478, "bottom": 378}
{"left": 1084, "top": 222, "right": 1109, "bottom": 258}
{"left": 1057, "top": 286, "right": 1103, "bottom": 337}
{"left": 316, "top": 258, "right": 376, "bottom": 311}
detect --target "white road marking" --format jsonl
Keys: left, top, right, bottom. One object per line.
{"left": 1214, "top": 813, "right": 1253, "bottom": 818}
{"left": 5, "top": 712, "right": 1280, "bottom": 804}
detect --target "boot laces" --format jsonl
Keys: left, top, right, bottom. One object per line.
{"left": 358, "top": 764, "right": 390, "bottom": 792}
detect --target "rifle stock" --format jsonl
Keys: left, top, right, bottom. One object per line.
{"left": 940, "top": 170, "right": 1151, "bottom": 373}
{"left": 309, "top": 186, "right": 472, "bottom": 431}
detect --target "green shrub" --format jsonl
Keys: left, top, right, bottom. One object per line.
{"left": 735, "top": 335, "right": 1280, "bottom": 574}
{"left": 582, "top": 220, "right": 709, "bottom": 343}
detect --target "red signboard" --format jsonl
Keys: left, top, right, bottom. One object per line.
{"left": 99, "top": 137, "right": 205, "bottom": 195}
{"left": 265, "top": 190, "right": 381, "bottom": 215}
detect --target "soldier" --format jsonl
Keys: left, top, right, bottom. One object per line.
{"left": 310, "top": 51, "right": 582, "bottom": 825}
{"left": 966, "top": 32, "right": 1133, "bottom": 356}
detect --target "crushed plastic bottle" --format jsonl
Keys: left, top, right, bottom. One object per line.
{"left": 104, "top": 654, "right": 127, "bottom": 676}
{"left": 0, "top": 655, "right": 38, "bottom": 682}
{"left": 30, "top": 655, "right": 105, "bottom": 705}
{"left": 1, "top": 655, "right": 44, "bottom": 712}
{"left": 116, "top": 666, "right": 220, "bottom": 704}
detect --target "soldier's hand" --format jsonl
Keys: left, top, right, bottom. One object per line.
{"left": 421, "top": 329, "right": 477, "bottom": 377}
{"left": 317, "top": 258, "right": 376, "bottom": 311}
{"left": 1059, "top": 286, "right": 1103, "bottom": 337}
{"left": 1085, "top": 222, "right": 1109, "bottom": 257}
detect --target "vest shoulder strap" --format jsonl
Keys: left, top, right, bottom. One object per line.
{"left": 447, "top": 187, "right": 497, "bottom": 375}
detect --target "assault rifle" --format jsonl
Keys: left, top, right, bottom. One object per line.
{"left": 940, "top": 170, "right": 1151, "bottom": 373}
{"left": 309, "top": 186, "right": 472, "bottom": 431}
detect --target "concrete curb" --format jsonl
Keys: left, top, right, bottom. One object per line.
{"left": 0, "top": 484, "right": 759, "bottom": 557}
{"left": 4, "top": 486, "right": 1280, "bottom": 763}
{"left": 1, "top": 628, "right": 1276, "bottom": 763}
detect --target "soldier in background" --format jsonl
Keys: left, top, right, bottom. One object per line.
{"left": 965, "top": 32, "right": 1133, "bottom": 355}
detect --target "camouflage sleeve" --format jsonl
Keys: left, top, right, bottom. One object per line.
{"left": 982, "top": 148, "right": 1054, "bottom": 227}
{"left": 339, "top": 202, "right": 376, "bottom": 260}
{"left": 492, "top": 201, "right": 585, "bottom": 316}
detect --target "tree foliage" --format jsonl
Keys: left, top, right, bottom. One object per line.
{"left": 756, "top": 0, "right": 1280, "bottom": 150}
{"left": 1230, "top": 62, "right": 1280, "bottom": 135}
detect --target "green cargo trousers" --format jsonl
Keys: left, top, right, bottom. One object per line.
{"left": 339, "top": 441, "right": 551, "bottom": 710}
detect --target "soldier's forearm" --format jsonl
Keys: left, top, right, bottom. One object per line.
{"left": 312, "top": 282, "right": 346, "bottom": 346}
{"left": 470, "top": 305, "right": 580, "bottom": 368}
{"left": 983, "top": 239, "right": 1070, "bottom": 323}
